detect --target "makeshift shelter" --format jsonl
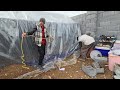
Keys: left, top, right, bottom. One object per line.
{"left": 0, "top": 11, "right": 81, "bottom": 68}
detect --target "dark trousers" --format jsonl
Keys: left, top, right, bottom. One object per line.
{"left": 37, "top": 44, "right": 46, "bottom": 66}
{"left": 79, "top": 42, "right": 96, "bottom": 59}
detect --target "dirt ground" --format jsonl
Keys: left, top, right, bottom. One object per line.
{"left": 0, "top": 58, "right": 113, "bottom": 79}
{"left": 0, "top": 64, "right": 36, "bottom": 79}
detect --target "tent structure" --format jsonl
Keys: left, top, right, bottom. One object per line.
{"left": 0, "top": 11, "right": 81, "bottom": 68}
{"left": 0, "top": 11, "right": 75, "bottom": 23}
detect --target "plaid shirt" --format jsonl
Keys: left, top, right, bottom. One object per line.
{"left": 27, "top": 25, "right": 49, "bottom": 47}
{"left": 35, "top": 25, "right": 47, "bottom": 46}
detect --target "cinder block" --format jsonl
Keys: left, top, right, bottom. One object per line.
{"left": 81, "top": 25, "right": 85, "bottom": 29}
{"left": 114, "top": 75, "right": 120, "bottom": 79}
{"left": 110, "top": 20, "right": 120, "bottom": 26}
{"left": 86, "top": 14, "right": 97, "bottom": 20}
{"left": 82, "top": 22, "right": 86, "bottom": 25}
{"left": 109, "top": 14, "right": 120, "bottom": 21}
{"left": 81, "top": 14, "right": 86, "bottom": 20}
{"left": 102, "top": 11, "right": 109, "bottom": 17}
{"left": 96, "top": 30, "right": 108, "bottom": 36}
{"left": 109, "top": 11, "right": 115, "bottom": 15}
{"left": 102, "top": 11, "right": 115, "bottom": 17}
{"left": 86, "top": 19, "right": 91, "bottom": 23}
{"left": 97, "top": 27, "right": 106, "bottom": 31}
{"left": 101, "top": 14, "right": 120, "bottom": 22}
{"left": 116, "top": 32, "right": 120, "bottom": 40}
{"left": 86, "top": 27, "right": 91, "bottom": 31}
{"left": 87, "top": 11, "right": 98, "bottom": 15}
{"left": 90, "top": 18, "right": 97, "bottom": 23}
{"left": 86, "top": 23, "right": 96, "bottom": 28}
{"left": 100, "top": 21, "right": 111, "bottom": 26}
{"left": 114, "top": 11, "right": 120, "bottom": 14}
{"left": 108, "top": 31, "right": 119, "bottom": 36}
{"left": 82, "top": 65, "right": 97, "bottom": 77}
{"left": 90, "top": 27, "right": 97, "bottom": 31}
{"left": 98, "top": 11, "right": 105, "bottom": 13}
{"left": 82, "top": 27, "right": 86, "bottom": 32}
{"left": 106, "top": 25, "right": 120, "bottom": 31}
{"left": 98, "top": 17, "right": 108, "bottom": 22}
{"left": 92, "top": 62, "right": 100, "bottom": 68}
{"left": 97, "top": 30, "right": 119, "bottom": 36}
{"left": 96, "top": 68, "right": 104, "bottom": 74}
{"left": 89, "top": 28, "right": 95, "bottom": 32}
{"left": 98, "top": 13, "right": 103, "bottom": 19}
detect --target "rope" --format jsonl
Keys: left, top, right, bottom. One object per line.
{"left": 20, "top": 35, "right": 53, "bottom": 69}
{"left": 21, "top": 37, "right": 29, "bottom": 69}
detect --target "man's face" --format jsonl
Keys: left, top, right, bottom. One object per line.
{"left": 40, "top": 21, "right": 44, "bottom": 26}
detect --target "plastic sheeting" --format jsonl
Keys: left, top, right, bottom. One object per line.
{"left": 0, "top": 18, "right": 81, "bottom": 68}
{"left": 0, "top": 11, "right": 75, "bottom": 23}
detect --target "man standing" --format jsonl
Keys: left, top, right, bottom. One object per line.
{"left": 22, "top": 18, "right": 52, "bottom": 69}
{"left": 78, "top": 32, "right": 96, "bottom": 60}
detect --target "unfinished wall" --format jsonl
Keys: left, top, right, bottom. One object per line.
{"left": 72, "top": 11, "right": 120, "bottom": 39}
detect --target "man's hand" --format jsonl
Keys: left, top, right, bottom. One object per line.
{"left": 22, "top": 32, "right": 27, "bottom": 38}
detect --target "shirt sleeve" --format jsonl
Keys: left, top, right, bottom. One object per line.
{"left": 78, "top": 36, "right": 83, "bottom": 42}
{"left": 45, "top": 28, "right": 49, "bottom": 38}
{"left": 27, "top": 25, "right": 37, "bottom": 35}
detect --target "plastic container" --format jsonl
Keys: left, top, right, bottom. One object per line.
{"left": 95, "top": 46, "right": 110, "bottom": 57}
{"left": 108, "top": 53, "right": 120, "bottom": 71}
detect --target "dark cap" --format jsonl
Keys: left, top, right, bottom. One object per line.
{"left": 86, "top": 32, "right": 91, "bottom": 36}
{"left": 39, "top": 18, "right": 46, "bottom": 24}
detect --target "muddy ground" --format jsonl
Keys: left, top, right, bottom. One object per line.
{"left": 0, "top": 58, "right": 113, "bottom": 79}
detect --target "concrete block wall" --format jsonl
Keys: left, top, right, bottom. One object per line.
{"left": 72, "top": 11, "right": 120, "bottom": 39}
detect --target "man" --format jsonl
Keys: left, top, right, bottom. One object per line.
{"left": 22, "top": 18, "right": 52, "bottom": 69}
{"left": 78, "top": 32, "right": 96, "bottom": 60}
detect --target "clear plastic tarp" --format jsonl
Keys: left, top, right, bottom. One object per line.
{"left": 0, "top": 11, "right": 81, "bottom": 68}
{"left": 0, "top": 11, "right": 75, "bottom": 23}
